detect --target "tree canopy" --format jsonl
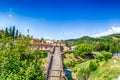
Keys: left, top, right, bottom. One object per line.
{"left": 74, "top": 44, "right": 92, "bottom": 57}
{"left": 0, "top": 26, "right": 45, "bottom": 80}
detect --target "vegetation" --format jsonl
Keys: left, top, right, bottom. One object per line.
{"left": 76, "top": 68, "right": 90, "bottom": 80}
{"left": 64, "top": 53, "right": 78, "bottom": 68}
{"left": 73, "top": 57, "right": 120, "bottom": 80}
{"left": 64, "top": 52, "right": 85, "bottom": 69}
{"left": 89, "top": 57, "right": 120, "bottom": 80}
{"left": 0, "top": 26, "right": 45, "bottom": 80}
{"left": 95, "top": 51, "right": 112, "bottom": 62}
{"left": 95, "top": 53, "right": 104, "bottom": 62}
{"left": 89, "top": 61, "right": 98, "bottom": 72}
{"left": 65, "top": 34, "right": 120, "bottom": 80}
{"left": 65, "top": 34, "right": 120, "bottom": 53}
{"left": 101, "top": 51, "right": 112, "bottom": 61}
{"left": 109, "top": 40, "right": 120, "bottom": 53}
{"left": 74, "top": 44, "right": 92, "bottom": 58}
{"left": 1, "top": 26, "right": 120, "bottom": 80}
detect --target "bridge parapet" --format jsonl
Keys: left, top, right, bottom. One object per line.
{"left": 46, "top": 46, "right": 67, "bottom": 80}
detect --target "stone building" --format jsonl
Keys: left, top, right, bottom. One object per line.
{"left": 30, "top": 39, "right": 68, "bottom": 51}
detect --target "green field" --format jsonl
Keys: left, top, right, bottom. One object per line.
{"left": 64, "top": 54, "right": 120, "bottom": 80}
{"left": 89, "top": 57, "right": 120, "bottom": 80}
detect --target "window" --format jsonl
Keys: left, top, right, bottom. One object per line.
{"left": 45, "top": 46, "right": 47, "bottom": 49}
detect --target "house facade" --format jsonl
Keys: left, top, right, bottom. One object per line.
{"left": 30, "top": 39, "right": 68, "bottom": 52}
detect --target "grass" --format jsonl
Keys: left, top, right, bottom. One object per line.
{"left": 64, "top": 53, "right": 90, "bottom": 79}
{"left": 64, "top": 53, "right": 120, "bottom": 80}
{"left": 72, "top": 56, "right": 120, "bottom": 80}
{"left": 64, "top": 53, "right": 84, "bottom": 69}
{"left": 73, "top": 60, "right": 91, "bottom": 71}
{"left": 89, "top": 57, "right": 120, "bottom": 80}
{"left": 64, "top": 53, "right": 75, "bottom": 64}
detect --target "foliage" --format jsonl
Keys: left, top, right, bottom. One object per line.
{"left": 109, "top": 41, "right": 120, "bottom": 53}
{"left": 64, "top": 50, "right": 73, "bottom": 54}
{"left": 75, "top": 60, "right": 98, "bottom": 80}
{"left": 89, "top": 61, "right": 98, "bottom": 72}
{"left": 74, "top": 57, "right": 120, "bottom": 80}
{"left": 65, "top": 34, "right": 120, "bottom": 53}
{"left": 3, "top": 26, "right": 20, "bottom": 38}
{"left": 64, "top": 60, "right": 77, "bottom": 68}
{"left": 89, "top": 58, "right": 120, "bottom": 80}
{"left": 65, "top": 35, "right": 112, "bottom": 47}
{"left": 0, "top": 27, "right": 45, "bottom": 80}
{"left": 74, "top": 44, "right": 92, "bottom": 58}
{"left": 64, "top": 53, "right": 85, "bottom": 70}
{"left": 94, "top": 42, "right": 110, "bottom": 52}
{"left": 66, "top": 34, "right": 120, "bottom": 80}
{"left": 95, "top": 51, "right": 112, "bottom": 62}
{"left": 101, "top": 51, "right": 112, "bottom": 61}
{"left": 76, "top": 68, "right": 90, "bottom": 80}
{"left": 95, "top": 53, "right": 104, "bottom": 62}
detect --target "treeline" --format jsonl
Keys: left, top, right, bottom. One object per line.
{"left": 0, "top": 26, "right": 45, "bottom": 80}
{"left": 0, "top": 26, "right": 21, "bottom": 38}
{"left": 65, "top": 34, "right": 120, "bottom": 54}
{"left": 65, "top": 34, "right": 120, "bottom": 80}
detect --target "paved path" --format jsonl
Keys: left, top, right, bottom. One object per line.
{"left": 48, "top": 46, "right": 64, "bottom": 80}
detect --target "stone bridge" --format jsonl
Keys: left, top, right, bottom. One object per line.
{"left": 46, "top": 46, "right": 67, "bottom": 80}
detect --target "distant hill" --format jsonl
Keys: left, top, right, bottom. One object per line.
{"left": 100, "top": 33, "right": 120, "bottom": 40}
{"left": 65, "top": 33, "right": 120, "bottom": 47}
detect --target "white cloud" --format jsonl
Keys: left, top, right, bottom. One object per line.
{"left": 8, "top": 14, "right": 12, "bottom": 17}
{"left": 92, "top": 27, "right": 120, "bottom": 37}
{"left": 8, "top": 8, "right": 13, "bottom": 17}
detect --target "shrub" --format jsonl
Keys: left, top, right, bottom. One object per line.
{"left": 89, "top": 61, "right": 99, "bottom": 72}
{"left": 101, "top": 51, "right": 112, "bottom": 61}
{"left": 64, "top": 50, "right": 73, "bottom": 54}
{"left": 95, "top": 53, "right": 104, "bottom": 62}
{"left": 0, "top": 34, "right": 45, "bottom": 80}
{"left": 64, "top": 60, "right": 76, "bottom": 68}
{"left": 95, "top": 51, "right": 112, "bottom": 62}
{"left": 74, "top": 44, "right": 92, "bottom": 58}
{"left": 76, "top": 68, "right": 90, "bottom": 80}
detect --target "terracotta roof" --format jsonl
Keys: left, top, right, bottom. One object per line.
{"left": 39, "top": 44, "right": 53, "bottom": 47}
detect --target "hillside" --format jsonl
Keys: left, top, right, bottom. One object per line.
{"left": 65, "top": 34, "right": 120, "bottom": 47}
{"left": 72, "top": 57, "right": 120, "bottom": 80}
{"left": 89, "top": 57, "right": 120, "bottom": 80}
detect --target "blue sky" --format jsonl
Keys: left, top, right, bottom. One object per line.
{"left": 0, "top": 0, "right": 120, "bottom": 40}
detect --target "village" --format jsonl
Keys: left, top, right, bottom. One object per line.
{"left": 1, "top": 0, "right": 120, "bottom": 79}
{"left": 30, "top": 38, "right": 69, "bottom": 52}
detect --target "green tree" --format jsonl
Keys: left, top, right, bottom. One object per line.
{"left": 89, "top": 61, "right": 98, "bottom": 71}
{"left": 95, "top": 51, "right": 112, "bottom": 62}
{"left": 74, "top": 44, "right": 92, "bottom": 58}
{"left": 110, "top": 41, "right": 120, "bottom": 54}
{"left": 101, "top": 51, "right": 112, "bottom": 61}
{"left": 0, "top": 27, "right": 45, "bottom": 80}
{"left": 94, "top": 42, "right": 109, "bottom": 52}
{"left": 16, "top": 29, "right": 19, "bottom": 38}
{"left": 95, "top": 53, "right": 104, "bottom": 62}
{"left": 11, "top": 26, "right": 15, "bottom": 38}
{"left": 9, "top": 27, "right": 12, "bottom": 36}
{"left": 3, "top": 26, "right": 19, "bottom": 38}
{"left": 4, "top": 27, "right": 9, "bottom": 37}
